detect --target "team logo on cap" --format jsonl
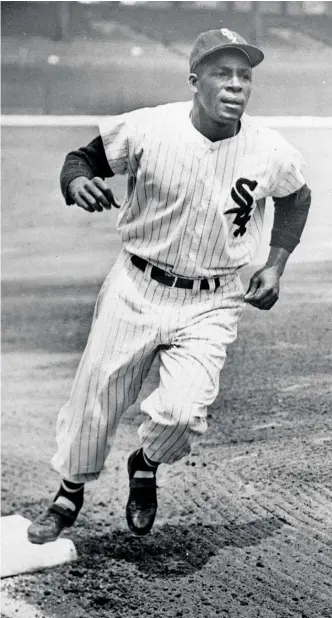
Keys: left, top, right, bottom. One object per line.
{"left": 220, "top": 28, "right": 239, "bottom": 44}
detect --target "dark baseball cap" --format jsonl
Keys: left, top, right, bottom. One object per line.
{"left": 190, "top": 28, "right": 264, "bottom": 71}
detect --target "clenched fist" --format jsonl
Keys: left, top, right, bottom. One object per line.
{"left": 244, "top": 266, "right": 281, "bottom": 310}
{"left": 68, "top": 176, "right": 120, "bottom": 212}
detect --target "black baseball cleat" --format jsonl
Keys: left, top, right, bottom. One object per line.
{"left": 27, "top": 485, "right": 84, "bottom": 544}
{"left": 126, "top": 449, "right": 158, "bottom": 536}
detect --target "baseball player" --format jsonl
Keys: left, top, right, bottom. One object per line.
{"left": 28, "top": 28, "right": 311, "bottom": 544}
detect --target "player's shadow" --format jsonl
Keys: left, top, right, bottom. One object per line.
{"left": 78, "top": 515, "right": 286, "bottom": 580}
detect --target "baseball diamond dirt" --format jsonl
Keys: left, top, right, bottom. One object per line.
{"left": 1, "top": 122, "right": 332, "bottom": 617}
{"left": 2, "top": 12, "right": 332, "bottom": 618}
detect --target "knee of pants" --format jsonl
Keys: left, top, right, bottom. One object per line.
{"left": 175, "top": 405, "right": 208, "bottom": 436}
{"left": 140, "top": 408, "right": 208, "bottom": 465}
{"left": 142, "top": 395, "right": 208, "bottom": 434}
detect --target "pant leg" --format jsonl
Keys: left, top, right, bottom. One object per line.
{"left": 51, "top": 262, "right": 159, "bottom": 483}
{"left": 139, "top": 288, "right": 244, "bottom": 464}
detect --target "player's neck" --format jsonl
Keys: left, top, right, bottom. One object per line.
{"left": 190, "top": 105, "right": 240, "bottom": 142}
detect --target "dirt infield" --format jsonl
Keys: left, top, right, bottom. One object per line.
{"left": 2, "top": 265, "right": 332, "bottom": 618}
{"left": 1, "top": 126, "right": 332, "bottom": 617}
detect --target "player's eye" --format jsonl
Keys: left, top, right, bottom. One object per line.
{"left": 211, "top": 67, "right": 227, "bottom": 75}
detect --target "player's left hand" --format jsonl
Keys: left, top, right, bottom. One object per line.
{"left": 244, "top": 266, "right": 280, "bottom": 310}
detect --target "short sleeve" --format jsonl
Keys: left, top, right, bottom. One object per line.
{"left": 269, "top": 139, "right": 306, "bottom": 198}
{"left": 99, "top": 114, "right": 130, "bottom": 175}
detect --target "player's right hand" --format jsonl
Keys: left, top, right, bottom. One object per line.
{"left": 68, "top": 176, "right": 120, "bottom": 212}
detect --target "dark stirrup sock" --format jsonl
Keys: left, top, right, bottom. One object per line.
{"left": 53, "top": 479, "right": 85, "bottom": 513}
{"left": 134, "top": 448, "right": 159, "bottom": 471}
{"left": 142, "top": 450, "right": 159, "bottom": 469}
{"left": 131, "top": 449, "right": 159, "bottom": 480}
{"left": 62, "top": 480, "right": 85, "bottom": 492}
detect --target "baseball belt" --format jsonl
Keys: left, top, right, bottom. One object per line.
{"left": 131, "top": 255, "right": 220, "bottom": 291}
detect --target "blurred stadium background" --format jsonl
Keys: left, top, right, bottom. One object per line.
{"left": 2, "top": 0, "right": 331, "bottom": 282}
{"left": 2, "top": 7, "right": 332, "bottom": 616}
{"left": 2, "top": 0, "right": 332, "bottom": 115}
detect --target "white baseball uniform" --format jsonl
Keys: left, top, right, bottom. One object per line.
{"left": 52, "top": 101, "right": 306, "bottom": 483}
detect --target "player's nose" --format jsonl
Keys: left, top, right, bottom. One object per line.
{"left": 225, "top": 75, "right": 243, "bottom": 92}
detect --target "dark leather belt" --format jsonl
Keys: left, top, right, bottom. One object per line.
{"left": 131, "top": 255, "right": 220, "bottom": 291}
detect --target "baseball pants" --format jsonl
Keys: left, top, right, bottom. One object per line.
{"left": 51, "top": 251, "right": 245, "bottom": 483}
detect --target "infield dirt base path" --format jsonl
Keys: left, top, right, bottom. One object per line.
{"left": 1, "top": 123, "right": 332, "bottom": 617}
{"left": 2, "top": 262, "right": 332, "bottom": 618}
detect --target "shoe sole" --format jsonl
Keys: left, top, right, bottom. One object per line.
{"left": 27, "top": 530, "right": 63, "bottom": 544}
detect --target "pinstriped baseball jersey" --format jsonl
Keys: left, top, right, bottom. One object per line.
{"left": 99, "top": 101, "right": 306, "bottom": 278}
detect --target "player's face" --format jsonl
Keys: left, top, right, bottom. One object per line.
{"left": 190, "top": 49, "right": 252, "bottom": 124}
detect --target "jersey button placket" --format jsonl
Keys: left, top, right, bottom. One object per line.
{"left": 173, "top": 145, "right": 209, "bottom": 274}
{"left": 183, "top": 156, "right": 209, "bottom": 274}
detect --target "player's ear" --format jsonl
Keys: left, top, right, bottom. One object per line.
{"left": 188, "top": 73, "right": 199, "bottom": 94}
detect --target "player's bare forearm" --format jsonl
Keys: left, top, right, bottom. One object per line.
{"left": 264, "top": 246, "right": 291, "bottom": 276}
{"left": 244, "top": 247, "right": 291, "bottom": 310}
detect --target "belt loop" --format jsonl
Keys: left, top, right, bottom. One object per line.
{"left": 145, "top": 263, "right": 153, "bottom": 280}
{"left": 193, "top": 279, "right": 201, "bottom": 293}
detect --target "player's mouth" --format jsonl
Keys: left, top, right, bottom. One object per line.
{"left": 221, "top": 98, "right": 243, "bottom": 110}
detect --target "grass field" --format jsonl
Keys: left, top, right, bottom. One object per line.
{"left": 1, "top": 125, "right": 332, "bottom": 617}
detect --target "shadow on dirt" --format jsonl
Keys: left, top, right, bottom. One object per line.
{"left": 75, "top": 516, "right": 286, "bottom": 580}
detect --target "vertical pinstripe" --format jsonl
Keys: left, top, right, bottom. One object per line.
{"left": 99, "top": 101, "right": 306, "bottom": 278}
{"left": 52, "top": 251, "right": 244, "bottom": 481}
{"left": 53, "top": 101, "right": 307, "bottom": 482}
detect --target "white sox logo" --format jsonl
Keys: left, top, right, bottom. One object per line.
{"left": 225, "top": 178, "right": 258, "bottom": 237}
{"left": 220, "top": 28, "right": 239, "bottom": 44}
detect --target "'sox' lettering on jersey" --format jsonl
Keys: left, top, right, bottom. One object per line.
{"left": 51, "top": 101, "right": 308, "bottom": 493}
{"left": 225, "top": 178, "right": 258, "bottom": 237}
{"left": 99, "top": 101, "right": 306, "bottom": 275}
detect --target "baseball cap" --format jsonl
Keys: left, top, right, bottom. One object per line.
{"left": 189, "top": 28, "right": 264, "bottom": 72}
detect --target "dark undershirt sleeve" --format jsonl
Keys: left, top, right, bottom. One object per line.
{"left": 60, "top": 135, "right": 114, "bottom": 205}
{"left": 270, "top": 184, "right": 311, "bottom": 253}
